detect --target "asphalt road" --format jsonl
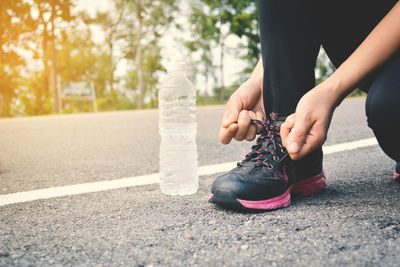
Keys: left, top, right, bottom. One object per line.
{"left": 1, "top": 97, "right": 400, "bottom": 266}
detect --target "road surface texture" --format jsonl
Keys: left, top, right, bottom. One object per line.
{"left": 1, "top": 97, "right": 400, "bottom": 266}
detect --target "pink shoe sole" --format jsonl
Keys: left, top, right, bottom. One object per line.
{"left": 394, "top": 171, "right": 400, "bottom": 181}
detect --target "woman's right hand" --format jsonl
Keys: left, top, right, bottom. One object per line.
{"left": 218, "top": 78, "right": 264, "bottom": 144}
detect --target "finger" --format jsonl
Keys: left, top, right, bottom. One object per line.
{"left": 245, "top": 126, "right": 257, "bottom": 141}
{"left": 234, "top": 110, "right": 251, "bottom": 141}
{"left": 248, "top": 110, "right": 256, "bottom": 120}
{"left": 222, "top": 94, "right": 242, "bottom": 128}
{"left": 218, "top": 123, "right": 238, "bottom": 144}
{"left": 294, "top": 124, "right": 327, "bottom": 160}
{"left": 286, "top": 116, "right": 314, "bottom": 160}
{"left": 245, "top": 111, "right": 257, "bottom": 141}
{"left": 280, "top": 114, "right": 296, "bottom": 148}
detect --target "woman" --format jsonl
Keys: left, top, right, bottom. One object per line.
{"left": 209, "top": 0, "right": 400, "bottom": 210}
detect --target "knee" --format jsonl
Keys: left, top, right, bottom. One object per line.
{"left": 365, "top": 83, "right": 399, "bottom": 130}
{"left": 365, "top": 82, "right": 400, "bottom": 162}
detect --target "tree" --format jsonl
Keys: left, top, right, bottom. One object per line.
{"left": 29, "top": 0, "right": 73, "bottom": 114}
{"left": 194, "top": 0, "right": 229, "bottom": 101}
{"left": 121, "top": 0, "right": 178, "bottom": 109}
{"left": 220, "top": 0, "right": 260, "bottom": 72}
{"left": 83, "top": 3, "right": 127, "bottom": 96}
{"left": 124, "top": 44, "right": 163, "bottom": 108}
{"left": 186, "top": 0, "right": 259, "bottom": 101}
{"left": 316, "top": 48, "right": 335, "bottom": 84}
{"left": 0, "top": 0, "right": 33, "bottom": 117}
{"left": 185, "top": 4, "right": 217, "bottom": 103}
{"left": 58, "top": 27, "right": 111, "bottom": 95}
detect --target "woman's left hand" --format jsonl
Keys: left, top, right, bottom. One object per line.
{"left": 280, "top": 83, "right": 340, "bottom": 160}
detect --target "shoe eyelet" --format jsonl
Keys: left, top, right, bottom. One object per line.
{"left": 273, "top": 155, "right": 279, "bottom": 161}
{"left": 280, "top": 148, "right": 285, "bottom": 153}
{"left": 267, "top": 165, "right": 273, "bottom": 169}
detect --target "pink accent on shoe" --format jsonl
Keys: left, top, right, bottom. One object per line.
{"left": 274, "top": 170, "right": 285, "bottom": 183}
{"left": 394, "top": 172, "right": 400, "bottom": 181}
{"left": 237, "top": 188, "right": 291, "bottom": 210}
{"left": 208, "top": 193, "right": 214, "bottom": 200}
{"left": 292, "top": 171, "right": 326, "bottom": 196}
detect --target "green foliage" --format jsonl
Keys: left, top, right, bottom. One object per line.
{"left": 0, "top": 0, "right": 33, "bottom": 116}
{"left": 19, "top": 71, "right": 53, "bottom": 115}
{"left": 120, "top": 0, "right": 178, "bottom": 109}
{"left": 0, "top": 0, "right": 179, "bottom": 117}
{"left": 124, "top": 45, "right": 164, "bottom": 107}
{"left": 316, "top": 48, "right": 335, "bottom": 84}
{"left": 215, "top": 0, "right": 260, "bottom": 68}
{"left": 97, "top": 90, "right": 136, "bottom": 111}
{"left": 184, "top": 4, "right": 216, "bottom": 98}
{"left": 196, "top": 82, "right": 239, "bottom": 106}
{"left": 1, "top": 0, "right": 351, "bottom": 117}
{"left": 57, "top": 28, "right": 110, "bottom": 98}
{"left": 184, "top": 0, "right": 259, "bottom": 101}
{"left": 30, "top": 0, "right": 74, "bottom": 114}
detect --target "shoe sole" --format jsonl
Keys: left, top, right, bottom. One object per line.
{"left": 394, "top": 171, "right": 400, "bottom": 182}
{"left": 209, "top": 171, "right": 326, "bottom": 211}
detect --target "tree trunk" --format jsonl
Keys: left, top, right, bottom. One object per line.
{"left": 51, "top": 0, "right": 59, "bottom": 113}
{"left": 0, "top": 93, "right": 4, "bottom": 117}
{"left": 1, "top": 94, "right": 11, "bottom": 117}
{"left": 135, "top": 4, "right": 144, "bottom": 109}
{"left": 204, "top": 71, "right": 209, "bottom": 105}
{"left": 43, "top": 31, "right": 49, "bottom": 86}
{"left": 40, "top": 10, "right": 49, "bottom": 115}
{"left": 219, "top": 40, "right": 225, "bottom": 101}
{"left": 108, "top": 41, "right": 114, "bottom": 94}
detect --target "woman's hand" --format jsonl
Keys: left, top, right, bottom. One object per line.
{"left": 280, "top": 83, "right": 340, "bottom": 160}
{"left": 280, "top": 0, "right": 400, "bottom": 160}
{"left": 280, "top": 1, "right": 400, "bottom": 159}
{"left": 218, "top": 78, "right": 264, "bottom": 144}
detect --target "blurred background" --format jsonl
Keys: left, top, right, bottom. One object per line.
{"left": 0, "top": 0, "right": 338, "bottom": 118}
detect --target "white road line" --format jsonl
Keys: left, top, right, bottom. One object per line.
{"left": 0, "top": 137, "right": 378, "bottom": 207}
{"left": 322, "top": 137, "right": 377, "bottom": 154}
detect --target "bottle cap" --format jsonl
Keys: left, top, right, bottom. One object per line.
{"left": 167, "top": 62, "right": 187, "bottom": 72}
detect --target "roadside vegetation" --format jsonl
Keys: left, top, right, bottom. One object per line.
{"left": 0, "top": 0, "right": 360, "bottom": 117}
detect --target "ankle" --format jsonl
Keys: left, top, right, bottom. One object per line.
{"left": 293, "top": 147, "right": 323, "bottom": 180}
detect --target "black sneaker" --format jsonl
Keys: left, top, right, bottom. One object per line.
{"left": 394, "top": 162, "right": 400, "bottom": 182}
{"left": 209, "top": 112, "right": 326, "bottom": 210}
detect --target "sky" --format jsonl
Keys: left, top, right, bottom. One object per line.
{"left": 74, "top": 0, "right": 248, "bottom": 95}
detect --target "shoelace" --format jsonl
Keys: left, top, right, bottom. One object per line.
{"left": 238, "top": 108, "right": 287, "bottom": 169}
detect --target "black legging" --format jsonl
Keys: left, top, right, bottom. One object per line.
{"left": 258, "top": 0, "right": 400, "bottom": 162}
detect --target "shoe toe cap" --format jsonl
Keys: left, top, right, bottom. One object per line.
{"left": 211, "top": 172, "right": 282, "bottom": 201}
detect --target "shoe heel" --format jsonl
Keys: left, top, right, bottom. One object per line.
{"left": 292, "top": 171, "right": 326, "bottom": 197}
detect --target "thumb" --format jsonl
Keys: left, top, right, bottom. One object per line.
{"left": 280, "top": 114, "right": 296, "bottom": 148}
{"left": 286, "top": 118, "right": 313, "bottom": 158}
{"left": 222, "top": 95, "right": 242, "bottom": 128}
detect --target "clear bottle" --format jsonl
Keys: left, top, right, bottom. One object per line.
{"left": 158, "top": 63, "right": 199, "bottom": 195}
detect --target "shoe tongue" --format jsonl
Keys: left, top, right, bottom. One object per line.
{"left": 261, "top": 118, "right": 284, "bottom": 152}
{"left": 261, "top": 135, "right": 282, "bottom": 153}
{"left": 261, "top": 140, "right": 273, "bottom": 151}
{"left": 271, "top": 117, "right": 285, "bottom": 127}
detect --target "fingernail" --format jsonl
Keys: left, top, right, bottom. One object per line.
{"left": 289, "top": 142, "right": 299, "bottom": 153}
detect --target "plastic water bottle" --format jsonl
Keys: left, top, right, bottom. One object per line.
{"left": 158, "top": 63, "right": 199, "bottom": 195}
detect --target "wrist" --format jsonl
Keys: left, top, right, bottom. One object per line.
{"left": 319, "top": 74, "right": 351, "bottom": 107}
{"left": 245, "top": 76, "right": 263, "bottom": 92}
{"left": 249, "top": 57, "right": 264, "bottom": 91}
